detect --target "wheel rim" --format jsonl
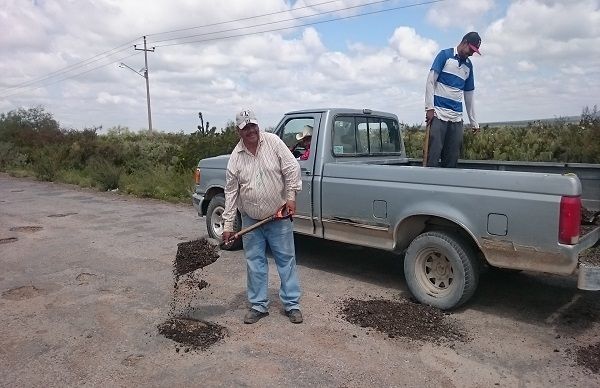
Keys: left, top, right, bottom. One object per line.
{"left": 414, "top": 248, "right": 455, "bottom": 296}
{"left": 210, "top": 205, "right": 225, "bottom": 238}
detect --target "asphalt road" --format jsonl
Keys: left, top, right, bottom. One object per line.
{"left": 1, "top": 174, "right": 599, "bottom": 387}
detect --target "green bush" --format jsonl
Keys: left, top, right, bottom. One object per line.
{"left": 86, "top": 156, "right": 122, "bottom": 191}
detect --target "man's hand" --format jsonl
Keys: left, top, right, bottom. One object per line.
{"left": 285, "top": 200, "right": 296, "bottom": 217}
{"left": 222, "top": 231, "right": 235, "bottom": 245}
{"left": 425, "top": 109, "right": 435, "bottom": 125}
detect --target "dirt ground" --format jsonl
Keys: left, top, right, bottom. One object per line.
{"left": 1, "top": 174, "right": 599, "bottom": 387}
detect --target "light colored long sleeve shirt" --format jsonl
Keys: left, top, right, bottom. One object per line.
{"left": 223, "top": 131, "right": 301, "bottom": 231}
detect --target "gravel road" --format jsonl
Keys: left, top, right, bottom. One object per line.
{"left": 1, "top": 174, "right": 598, "bottom": 387}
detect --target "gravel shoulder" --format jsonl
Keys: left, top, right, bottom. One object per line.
{"left": 1, "top": 174, "right": 599, "bottom": 387}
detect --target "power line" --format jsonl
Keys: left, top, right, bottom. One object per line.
{"left": 152, "top": 0, "right": 442, "bottom": 48}
{"left": 146, "top": 0, "right": 342, "bottom": 38}
{"left": 2, "top": 0, "right": 442, "bottom": 98}
{"left": 0, "top": 52, "right": 142, "bottom": 99}
{"left": 2, "top": 0, "right": 344, "bottom": 95}
{"left": 147, "top": 0, "right": 401, "bottom": 46}
{"left": 1, "top": 39, "right": 139, "bottom": 95}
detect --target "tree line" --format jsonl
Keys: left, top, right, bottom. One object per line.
{"left": 1, "top": 106, "right": 598, "bottom": 202}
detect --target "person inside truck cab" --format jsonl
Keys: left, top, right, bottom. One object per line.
{"left": 290, "top": 125, "right": 313, "bottom": 161}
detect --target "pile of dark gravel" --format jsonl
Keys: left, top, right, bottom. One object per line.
{"left": 158, "top": 238, "right": 227, "bottom": 352}
{"left": 339, "top": 298, "right": 467, "bottom": 345}
{"left": 158, "top": 318, "right": 227, "bottom": 352}
{"left": 580, "top": 246, "right": 600, "bottom": 266}
{"left": 576, "top": 341, "right": 600, "bottom": 374}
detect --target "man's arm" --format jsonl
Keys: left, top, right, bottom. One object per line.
{"left": 425, "top": 70, "right": 439, "bottom": 123}
{"left": 464, "top": 90, "right": 479, "bottom": 130}
{"left": 223, "top": 159, "right": 240, "bottom": 232}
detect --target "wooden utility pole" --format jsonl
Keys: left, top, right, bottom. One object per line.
{"left": 134, "top": 36, "right": 155, "bottom": 132}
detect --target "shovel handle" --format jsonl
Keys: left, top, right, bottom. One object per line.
{"left": 222, "top": 206, "right": 291, "bottom": 247}
{"left": 423, "top": 121, "right": 431, "bottom": 167}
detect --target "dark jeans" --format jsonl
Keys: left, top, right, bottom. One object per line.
{"left": 426, "top": 117, "right": 463, "bottom": 168}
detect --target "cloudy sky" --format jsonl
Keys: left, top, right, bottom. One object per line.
{"left": 1, "top": 0, "right": 599, "bottom": 132}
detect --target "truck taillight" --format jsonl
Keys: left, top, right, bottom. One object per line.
{"left": 194, "top": 168, "right": 201, "bottom": 185}
{"left": 559, "top": 196, "right": 581, "bottom": 245}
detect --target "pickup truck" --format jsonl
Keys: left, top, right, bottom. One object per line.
{"left": 193, "top": 108, "right": 600, "bottom": 309}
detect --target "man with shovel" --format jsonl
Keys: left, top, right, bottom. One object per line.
{"left": 424, "top": 31, "right": 481, "bottom": 167}
{"left": 222, "top": 108, "right": 304, "bottom": 324}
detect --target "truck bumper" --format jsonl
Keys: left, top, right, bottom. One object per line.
{"left": 192, "top": 193, "right": 206, "bottom": 216}
{"left": 480, "top": 226, "right": 600, "bottom": 277}
{"left": 577, "top": 226, "right": 600, "bottom": 291}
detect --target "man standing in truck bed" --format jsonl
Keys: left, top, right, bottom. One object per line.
{"left": 425, "top": 31, "right": 481, "bottom": 167}
{"left": 222, "top": 108, "right": 304, "bottom": 324}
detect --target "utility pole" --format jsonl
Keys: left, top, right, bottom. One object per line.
{"left": 134, "top": 36, "right": 155, "bottom": 132}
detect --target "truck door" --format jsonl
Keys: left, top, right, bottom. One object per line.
{"left": 276, "top": 113, "right": 322, "bottom": 236}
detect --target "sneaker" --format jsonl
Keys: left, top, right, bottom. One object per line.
{"left": 286, "top": 309, "right": 303, "bottom": 324}
{"left": 244, "top": 309, "right": 269, "bottom": 324}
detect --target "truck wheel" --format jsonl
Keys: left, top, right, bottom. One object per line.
{"left": 206, "top": 194, "right": 242, "bottom": 250}
{"left": 404, "top": 231, "right": 479, "bottom": 310}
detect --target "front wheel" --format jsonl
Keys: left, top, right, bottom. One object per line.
{"left": 205, "top": 194, "right": 242, "bottom": 250}
{"left": 404, "top": 231, "right": 479, "bottom": 310}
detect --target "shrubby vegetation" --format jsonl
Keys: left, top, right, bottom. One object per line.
{"left": 403, "top": 105, "right": 600, "bottom": 164}
{"left": 0, "top": 106, "right": 239, "bottom": 201}
{"left": 1, "top": 105, "right": 599, "bottom": 202}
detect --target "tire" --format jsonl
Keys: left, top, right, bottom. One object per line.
{"left": 404, "top": 231, "right": 479, "bottom": 310}
{"left": 205, "top": 194, "right": 242, "bottom": 250}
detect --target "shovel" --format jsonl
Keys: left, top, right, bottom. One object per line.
{"left": 422, "top": 121, "right": 431, "bottom": 167}
{"left": 221, "top": 206, "right": 292, "bottom": 248}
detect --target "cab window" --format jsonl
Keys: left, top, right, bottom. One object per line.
{"left": 333, "top": 115, "right": 401, "bottom": 156}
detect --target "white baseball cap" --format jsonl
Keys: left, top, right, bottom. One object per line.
{"left": 235, "top": 109, "right": 258, "bottom": 129}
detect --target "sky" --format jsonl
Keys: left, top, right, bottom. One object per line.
{"left": 1, "top": 0, "right": 599, "bottom": 133}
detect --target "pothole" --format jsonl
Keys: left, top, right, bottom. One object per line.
{"left": 121, "top": 354, "right": 145, "bottom": 367}
{"left": 48, "top": 212, "right": 78, "bottom": 218}
{"left": 9, "top": 226, "right": 43, "bottom": 233}
{"left": 2, "top": 285, "right": 44, "bottom": 300}
{"left": 76, "top": 272, "right": 98, "bottom": 285}
{"left": 0, "top": 237, "right": 18, "bottom": 244}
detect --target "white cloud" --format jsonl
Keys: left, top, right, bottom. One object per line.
{"left": 96, "top": 92, "right": 138, "bottom": 106}
{"left": 388, "top": 27, "right": 438, "bottom": 62}
{"left": 560, "top": 65, "right": 584, "bottom": 75}
{"left": 426, "top": 0, "right": 494, "bottom": 29}
{"left": 517, "top": 60, "right": 537, "bottom": 71}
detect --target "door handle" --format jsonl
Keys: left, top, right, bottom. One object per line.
{"left": 300, "top": 167, "right": 311, "bottom": 175}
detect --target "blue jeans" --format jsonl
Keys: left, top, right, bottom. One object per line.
{"left": 241, "top": 215, "right": 301, "bottom": 313}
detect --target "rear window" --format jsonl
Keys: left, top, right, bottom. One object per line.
{"left": 333, "top": 116, "right": 402, "bottom": 156}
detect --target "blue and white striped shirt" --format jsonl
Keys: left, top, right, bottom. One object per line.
{"left": 426, "top": 47, "right": 476, "bottom": 124}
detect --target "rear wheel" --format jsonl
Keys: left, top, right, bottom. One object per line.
{"left": 404, "top": 231, "right": 479, "bottom": 310}
{"left": 205, "top": 194, "right": 242, "bottom": 250}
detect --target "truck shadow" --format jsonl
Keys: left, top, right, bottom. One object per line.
{"left": 470, "top": 269, "right": 599, "bottom": 335}
{"left": 294, "top": 235, "right": 599, "bottom": 334}
{"left": 293, "top": 235, "right": 405, "bottom": 291}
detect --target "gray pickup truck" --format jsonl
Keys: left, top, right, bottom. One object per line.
{"left": 193, "top": 108, "right": 600, "bottom": 309}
